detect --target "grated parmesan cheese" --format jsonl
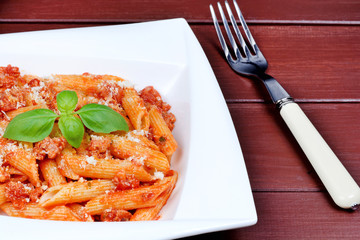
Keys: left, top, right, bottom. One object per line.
{"left": 90, "top": 135, "right": 104, "bottom": 141}
{"left": 78, "top": 177, "right": 86, "bottom": 183}
{"left": 0, "top": 127, "right": 4, "bottom": 137}
{"left": 18, "top": 142, "right": 32, "bottom": 152}
{"left": 134, "top": 156, "right": 145, "bottom": 166}
{"left": 29, "top": 81, "right": 46, "bottom": 104}
{"left": 16, "top": 101, "right": 24, "bottom": 109}
{"left": 4, "top": 143, "right": 18, "bottom": 152}
{"left": 131, "top": 130, "right": 148, "bottom": 136}
{"left": 23, "top": 184, "right": 33, "bottom": 191}
{"left": 85, "top": 156, "right": 97, "bottom": 165}
{"left": 154, "top": 171, "right": 164, "bottom": 180}
{"left": 127, "top": 156, "right": 145, "bottom": 166}
{"left": 116, "top": 80, "right": 134, "bottom": 88}
{"left": 1, "top": 111, "right": 10, "bottom": 121}
{"left": 41, "top": 184, "right": 48, "bottom": 191}
{"left": 126, "top": 134, "right": 140, "bottom": 143}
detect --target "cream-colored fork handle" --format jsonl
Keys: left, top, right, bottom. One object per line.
{"left": 280, "top": 102, "right": 360, "bottom": 209}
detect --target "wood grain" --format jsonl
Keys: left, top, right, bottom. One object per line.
{"left": 183, "top": 192, "right": 360, "bottom": 239}
{"left": 0, "top": 0, "right": 359, "bottom": 23}
{"left": 194, "top": 25, "right": 360, "bottom": 102}
{"left": 229, "top": 103, "right": 360, "bottom": 191}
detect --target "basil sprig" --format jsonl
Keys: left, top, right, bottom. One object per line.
{"left": 3, "top": 90, "right": 128, "bottom": 148}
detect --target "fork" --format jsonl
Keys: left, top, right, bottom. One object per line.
{"left": 210, "top": 0, "right": 360, "bottom": 210}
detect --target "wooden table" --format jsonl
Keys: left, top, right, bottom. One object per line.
{"left": 1, "top": 0, "right": 360, "bottom": 239}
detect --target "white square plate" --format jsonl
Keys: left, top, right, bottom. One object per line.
{"left": 0, "top": 18, "right": 257, "bottom": 239}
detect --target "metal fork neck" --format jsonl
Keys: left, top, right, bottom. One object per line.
{"left": 257, "top": 73, "right": 294, "bottom": 108}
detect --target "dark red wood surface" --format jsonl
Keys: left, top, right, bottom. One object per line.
{"left": 1, "top": 0, "right": 360, "bottom": 239}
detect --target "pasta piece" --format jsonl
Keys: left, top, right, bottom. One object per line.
{"left": 4, "top": 146, "right": 40, "bottom": 187}
{"left": 39, "top": 180, "right": 115, "bottom": 208}
{"left": 6, "top": 104, "right": 48, "bottom": 119}
{"left": 39, "top": 159, "right": 67, "bottom": 187}
{"left": 6, "top": 166, "right": 28, "bottom": 182}
{"left": 6, "top": 166, "right": 25, "bottom": 175}
{"left": 0, "top": 166, "right": 10, "bottom": 182}
{"left": 22, "top": 74, "right": 40, "bottom": 83}
{"left": 50, "top": 75, "right": 100, "bottom": 93}
{"left": 111, "top": 136, "right": 170, "bottom": 173}
{"left": 50, "top": 74, "right": 126, "bottom": 94}
{"left": 148, "top": 105, "right": 178, "bottom": 157}
{"left": 0, "top": 203, "right": 80, "bottom": 221}
{"left": 126, "top": 130, "right": 159, "bottom": 151}
{"left": 122, "top": 88, "right": 150, "bottom": 131}
{"left": 85, "top": 176, "right": 174, "bottom": 215}
{"left": 0, "top": 184, "right": 7, "bottom": 205}
{"left": 64, "top": 155, "right": 153, "bottom": 181}
{"left": 131, "top": 171, "right": 178, "bottom": 221}
{"left": 56, "top": 148, "right": 80, "bottom": 180}
{"left": 67, "top": 203, "right": 94, "bottom": 222}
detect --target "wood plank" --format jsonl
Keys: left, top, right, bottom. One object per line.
{"left": 0, "top": 23, "right": 94, "bottom": 34}
{"left": 194, "top": 25, "right": 360, "bottom": 102}
{"left": 229, "top": 103, "right": 360, "bottom": 191}
{"left": 182, "top": 192, "right": 360, "bottom": 239}
{"left": 0, "top": 0, "right": 359, "bottom": 23}
{"left": 1, "top": 24, "right": 359, "bottom": 101}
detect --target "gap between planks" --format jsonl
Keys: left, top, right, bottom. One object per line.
{"left": 226, "top": 99, "right": 360, "bottom": 104}
{"left": 1, "top": 19, "right": 360, "bottom": 26}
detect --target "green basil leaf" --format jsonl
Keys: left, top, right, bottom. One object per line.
{"left": 58, "top": 115, "right": 84, "bottom": 148}
{"left": 76, "top": 103, "right": 129, "bottom": 133}
{"left": 56, "top": 90, "right": 78, "bottom": 114}
{"left": 3, "top": 109, "right": 58, "bottom": 142}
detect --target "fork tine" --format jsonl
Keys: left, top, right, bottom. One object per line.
{"left": 224, "top": 0, "right": 251, "bottom": 57}
{"left": 232, "top": 0, "right": 258, "bottom": 53}
{"left": 210, "top": 4, "right": 232, "bottom": 61}
{"left": 215, "top": 2, "right": 242, "bottom": 60}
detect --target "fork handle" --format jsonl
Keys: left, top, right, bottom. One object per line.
{"left": 280, "top": 102, "right": 360, "bottom": 209}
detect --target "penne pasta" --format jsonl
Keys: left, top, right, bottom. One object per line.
{"left": 6, "top": 166, "right": 28, "bottom": 183}
{"left": 39, "top": 180, "right": 115, "bottom": 208}
{"left": 131, "top": 171, "right": 178, "bottom": 221}
{"left": 148, "top": 105, "right": 178, "bottom": 157}
{"left": 4, "top": 146, "right": 40, "bottom": 187}
{"left": 50, "top": 75, "right": 101, "bottom": 93}
{"left": 56, "top": 148, "right": 80, "bottom": 180}
{"left": 0, "top": 184, "right": 7, "bottom": 205}
{"left": 85, "top": 176, "right": 174, "bottom": 215}
{"left": 39, "top": 159, "right": 67, "bottom": 187}
{"left": 67, "top": 203, "right": 94, "bottom": 222}
{"left": 49, "top": 74, "right": 126, "bottom": 95}
{"left": 111, "top": 136, "right": 170, "bottom": 173}
{"left": 64, "top": 155, "right": 153, "bottom": 182}
{"left": 0, "top": 203, "right": 80, "bottom": 221}
{"left": 122, "top": 88, "right": 150, "bottom": 131}
{"left": 126, "top": 130, "right": 160, "bottom": 151}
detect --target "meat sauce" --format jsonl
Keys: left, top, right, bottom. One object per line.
{"left": 5, "top": 181, "right": 43, "bottom": 208}
{"left": 33, "top": 137, "right": 67, "bottom": 160}
{"left": 140, "top": 86, "right": 176, "bottom": 131}
{"left": 87, "top": 136, "right": 111, "bottom": 159}
{"left": 112, "top": 170, "right": 140, "bottom": 191}
{"left": 100, "top": 208, "right": 132, "bottom": 222}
